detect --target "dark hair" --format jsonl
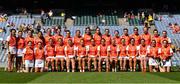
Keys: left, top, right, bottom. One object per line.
{"left": 162, "top": 30, "right": 167, "bottom": 33}
{"left": 10, "top": 29, "right": 16, "bottom": 32}
{"left": 96, "top": 27, "right": 102, "bottom": 36}
{"left": 85, "top": 27, "right": 92, "bottom": 35}
{"left": 133, "top": 27, "right": 138, "bottom": 31}
{"left": 76, "top": 30, "right": 80, "bottom": 33}
{"left": 114, "top": 30, "right": 119, "bottom": 34}
{"left": 123, "top": 28, "right": 128, "bottom": 31}
{"left": 153, "top": 29, "right": 158, "bottom": 33}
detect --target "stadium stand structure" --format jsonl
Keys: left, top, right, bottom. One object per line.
{"left": 0, "top": 14, "right": 180, "bottom": 67}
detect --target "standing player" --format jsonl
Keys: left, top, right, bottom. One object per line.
{"left": 16, "top": 31, "right": 25, "bottom": 72}
{"left": 97, "top": 38, "right": 109, "bottom": 72}
{"left": 64, "top": 30, "right": 73, "bottom": 45}
{"left": 45, "top": 38, "right": 55, "bottom": 71}
{"left": 113, "top": 30, "right": 121, "bottom": 44}
{"left": 6, "top": 29, "right": 17, "bottom": 72}
{"left": 161, "top": 31, "right": 171, "bottom": 45}
{"left": 22, "top": 41, "right": 34, "bottom": 73}
{"left": 65, "top": 39, "right": 76, "bottom": 72}
{"left": 83, "top": 27, "right": 92, "bottom": 46}
{"left": 34, "top": 31, "right": 45, "bottom": 48}
{"left": 102, "top": 29, "right": 111, "bottom": 46}
{"left": 121, "top": 28, "right": 130, "bottom": 45}
{"left": 152, "top": 29, "right": 161, "bottom": 47}
{"left": 159, "top": 40, "right": 173, "bottom": 72}
{"left": 119, "top": 38, "right": 127, "bottom": 71}
{"left": 94, "top": 27, "right": 102, "bottom": 45}
{"left": 25, "top": 30, "right": 34, "bottom": 48}
{"left": 45, "top": 28, "right": 54, "bottom": 45}
{"left": 137, "top": 39, "right": 149, "bottom": 72}
{"left": 77, "top": 39, "right": 87, "bottom": 72}
{"left": 148, "top": 40, "right": 160, "bottom": 72}
{"left": 108, "top": 39, "right": 119, "bottom": 72}
{"left": 127, "top": 38, "right": 138, "bottom": 72}
{"left": 34, "top": 42, "right": 45, "bottom": 72}
{"left": 54, "top": 28, "right": 63, "bottom": 45}
{"left": 55, "top": 38, "right": 65, "bottom": 71}
{"left": 74, "top": 30, "right": 83, "bottom": 47}
{"left": 140, "top": 27, "right": 151, "bottom": 45}
{"left": 130, "top": 27, "right": 141, "bottom": 46}
{"left": 87, "top": 39, "right": 98, "bottom": 71}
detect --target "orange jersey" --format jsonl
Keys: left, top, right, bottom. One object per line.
{"left": 102, "top": 35, "right": 111, "bottom": 45}
{"left": 17, "top": 37, "right": 25, "bottom": 49}
{"left": 7, "top": 36, "right": 16, "bottom": 47}
{"left": 127, "top": 44, "right": 138, "bottom": 56}
{"left": 25, "top": 36, "right": 34, "bottom": 47}
{"left": 65, "top": 45, "right": 75, "bottom": 55}
{"left": 45, "top": 45, "right": 55, "bottom": 57}
{"left": 98, "top": 45, "right": 108, "bottom": 56}
{"left": 138, "top": 45, "right": 148, "bottom": 56}
{"left": 23, "top": 47, "right": 34, "bottom": 60}
{"left": 88, "top": 45, "right": 98, "bottom": 56}
{"left": 152, "top": 36, "right": 161, "bottom": 47}
{"left": 119, "top": 44, "right": 127, "bottom": 56}
{"left": 130, "top": 34, "right": 141, "bottom": 46}
{"left": 113, "top": 36, "right": 121, "bottom": 44}
{"left": 140, "top": 33, "right": 151, "bottom": 45}
{"left": 53, "top": 34, "right": 63, "bottom": 45}
{"left": 35, "top": 48, "right": 45, "bottom": 60}
{"left": 108, "top": 45, "right": 119, "bottom": 57}
{"left": 83, "top": 34, "right": 92, "bottom": 46}
{"left": 93, "top": 33, "right": 102, "bottom": 45}
{"left": 121, "top": 35, "right": 130, "bottom": 45}
{"left": 160, "top": 46, "right": 173, "bottom": 60}
{"left": 34, "top": 37, "right": 44, "bottom": 48}
{"left": 77, "top": 46, "right": 87, "bottom": 56}
{"left": 74, "top": 36, "right": 83, "bottom": 46}
{"left": 45, "top": 35, "right": 54, "bottom": 45}
{"left": 55, "top": 45, "right": 65, "bottom": 56}
{"left": 148, "top": 46, "right": 160, "bottom": 58}
{"left": 63, "top": 37, "right": 73, "bottom": 45}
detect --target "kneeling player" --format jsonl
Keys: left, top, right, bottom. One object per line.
{"left": 77, "top": 39, "right": 87, "bottom": 72}
{"left": 108, "top": 39, "right": 119, "bottom": 72}
{"left": 98, "top": 38, "right": 109, "bottom": 72}
{"left": 23, "top": 41, "right": 34, "bottom": 72}
{"left": 35, "top": 42, "right": 45, "bottom": 72}
{"left": 65, "top": 39, "right": 76, "bottom": 72}
{"left": 45, "top": 38, "right": 55, "bottom": 71}
{"left": 55, "top": 38, "right": 65, "bottom": 71}
{"left": 87, "top": 39, "right": 98, "bottom": 71}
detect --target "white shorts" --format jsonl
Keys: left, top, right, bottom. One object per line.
{"left": 89, "top": 55, "right": 96, "bottom": 58}
{"left": 35, "top": 59, "right": 44, "bottom": 68}
{"left": 17, "top": 49, "right": 24, "bottom": 57}
{"left": 68, "top": 55, "right": 75, "bottom": 58}
{"left": 161, "top": 60, "right": 172, "bottom": 67}
{"left": 25, "top": 60, "right": 34, "bottom": 68}
{"left": 46, "top": 56, "right": 55, "bottom": 60}
{"left": 119, "top": 56, "right": 128, "bottom": 59}
{"left": 149, "top": 58, "right": 159, "bottom": 66}
{"left": 56, "top": 55, "right": 65, "bottom": 59}
{"left": 100, "top": 56, "right": 107, "bottom": 59}
{"left": 8, "top": 46, "right": 17, "bottom": 54}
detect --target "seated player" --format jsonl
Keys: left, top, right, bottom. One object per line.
{"left": 65, "top": 39, "right": 76, "bottom": 72}
{"left": 35, "top": 42, "right": 45, "bottom": 72}
{"left": 45, "top": 38, "right": 55, "bottom": 72}
{"left": 87, "top": 39, "right": 98, "bottom": 72}
{"left": 119, "top": 38, "right": 128, "bottom": 71}
{"left": 148, "top": 40, "right": 160, "bottom": 72}
{"left": 55, "top": 38, "right": 65, "bottom": 71}
{"left": 108, "top": 39, "right": 119, "bottom": 72}
{"left": 97, "top": 38, "right": 109, "bottom": 72}
{"left": 77, "top": 39, "right": 87, "bottom": 72}
{"left": 127, "top": 38, "right": 138, "bottom": 72}
{"left": 137, "top": 39, "right": 149, "bottom": 72}
{"left": 159, "top": 40, "right": 173, "bottom": 72}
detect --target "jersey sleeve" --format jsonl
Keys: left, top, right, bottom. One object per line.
{"left": 86, "top": 45, "right": 90, "bottom": 51}
{"left": 6, "top": 36, "right": 10, "bottom": 41}
{"left": 22, "top": 48, "right": 26, "bottom": 54}
{"left": 107, "top": 46, "right": 111, "bottom": 51}
{"left": 136, "top": 45, "right": 140, "bottom": 51}
{"left": 97, "top": 46, "right": 100, "bottom": 51}
{"left": 168, "top": 38, "right": 172, "bottom": 43}
{"left": 170, "top": 48, "right": 173, "bottom": 53}
{"left": 158, "top": 48, "right": 161, "bottom": 54}
{"left": 126, "top": 46, "right": 129, "bottom": 51}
